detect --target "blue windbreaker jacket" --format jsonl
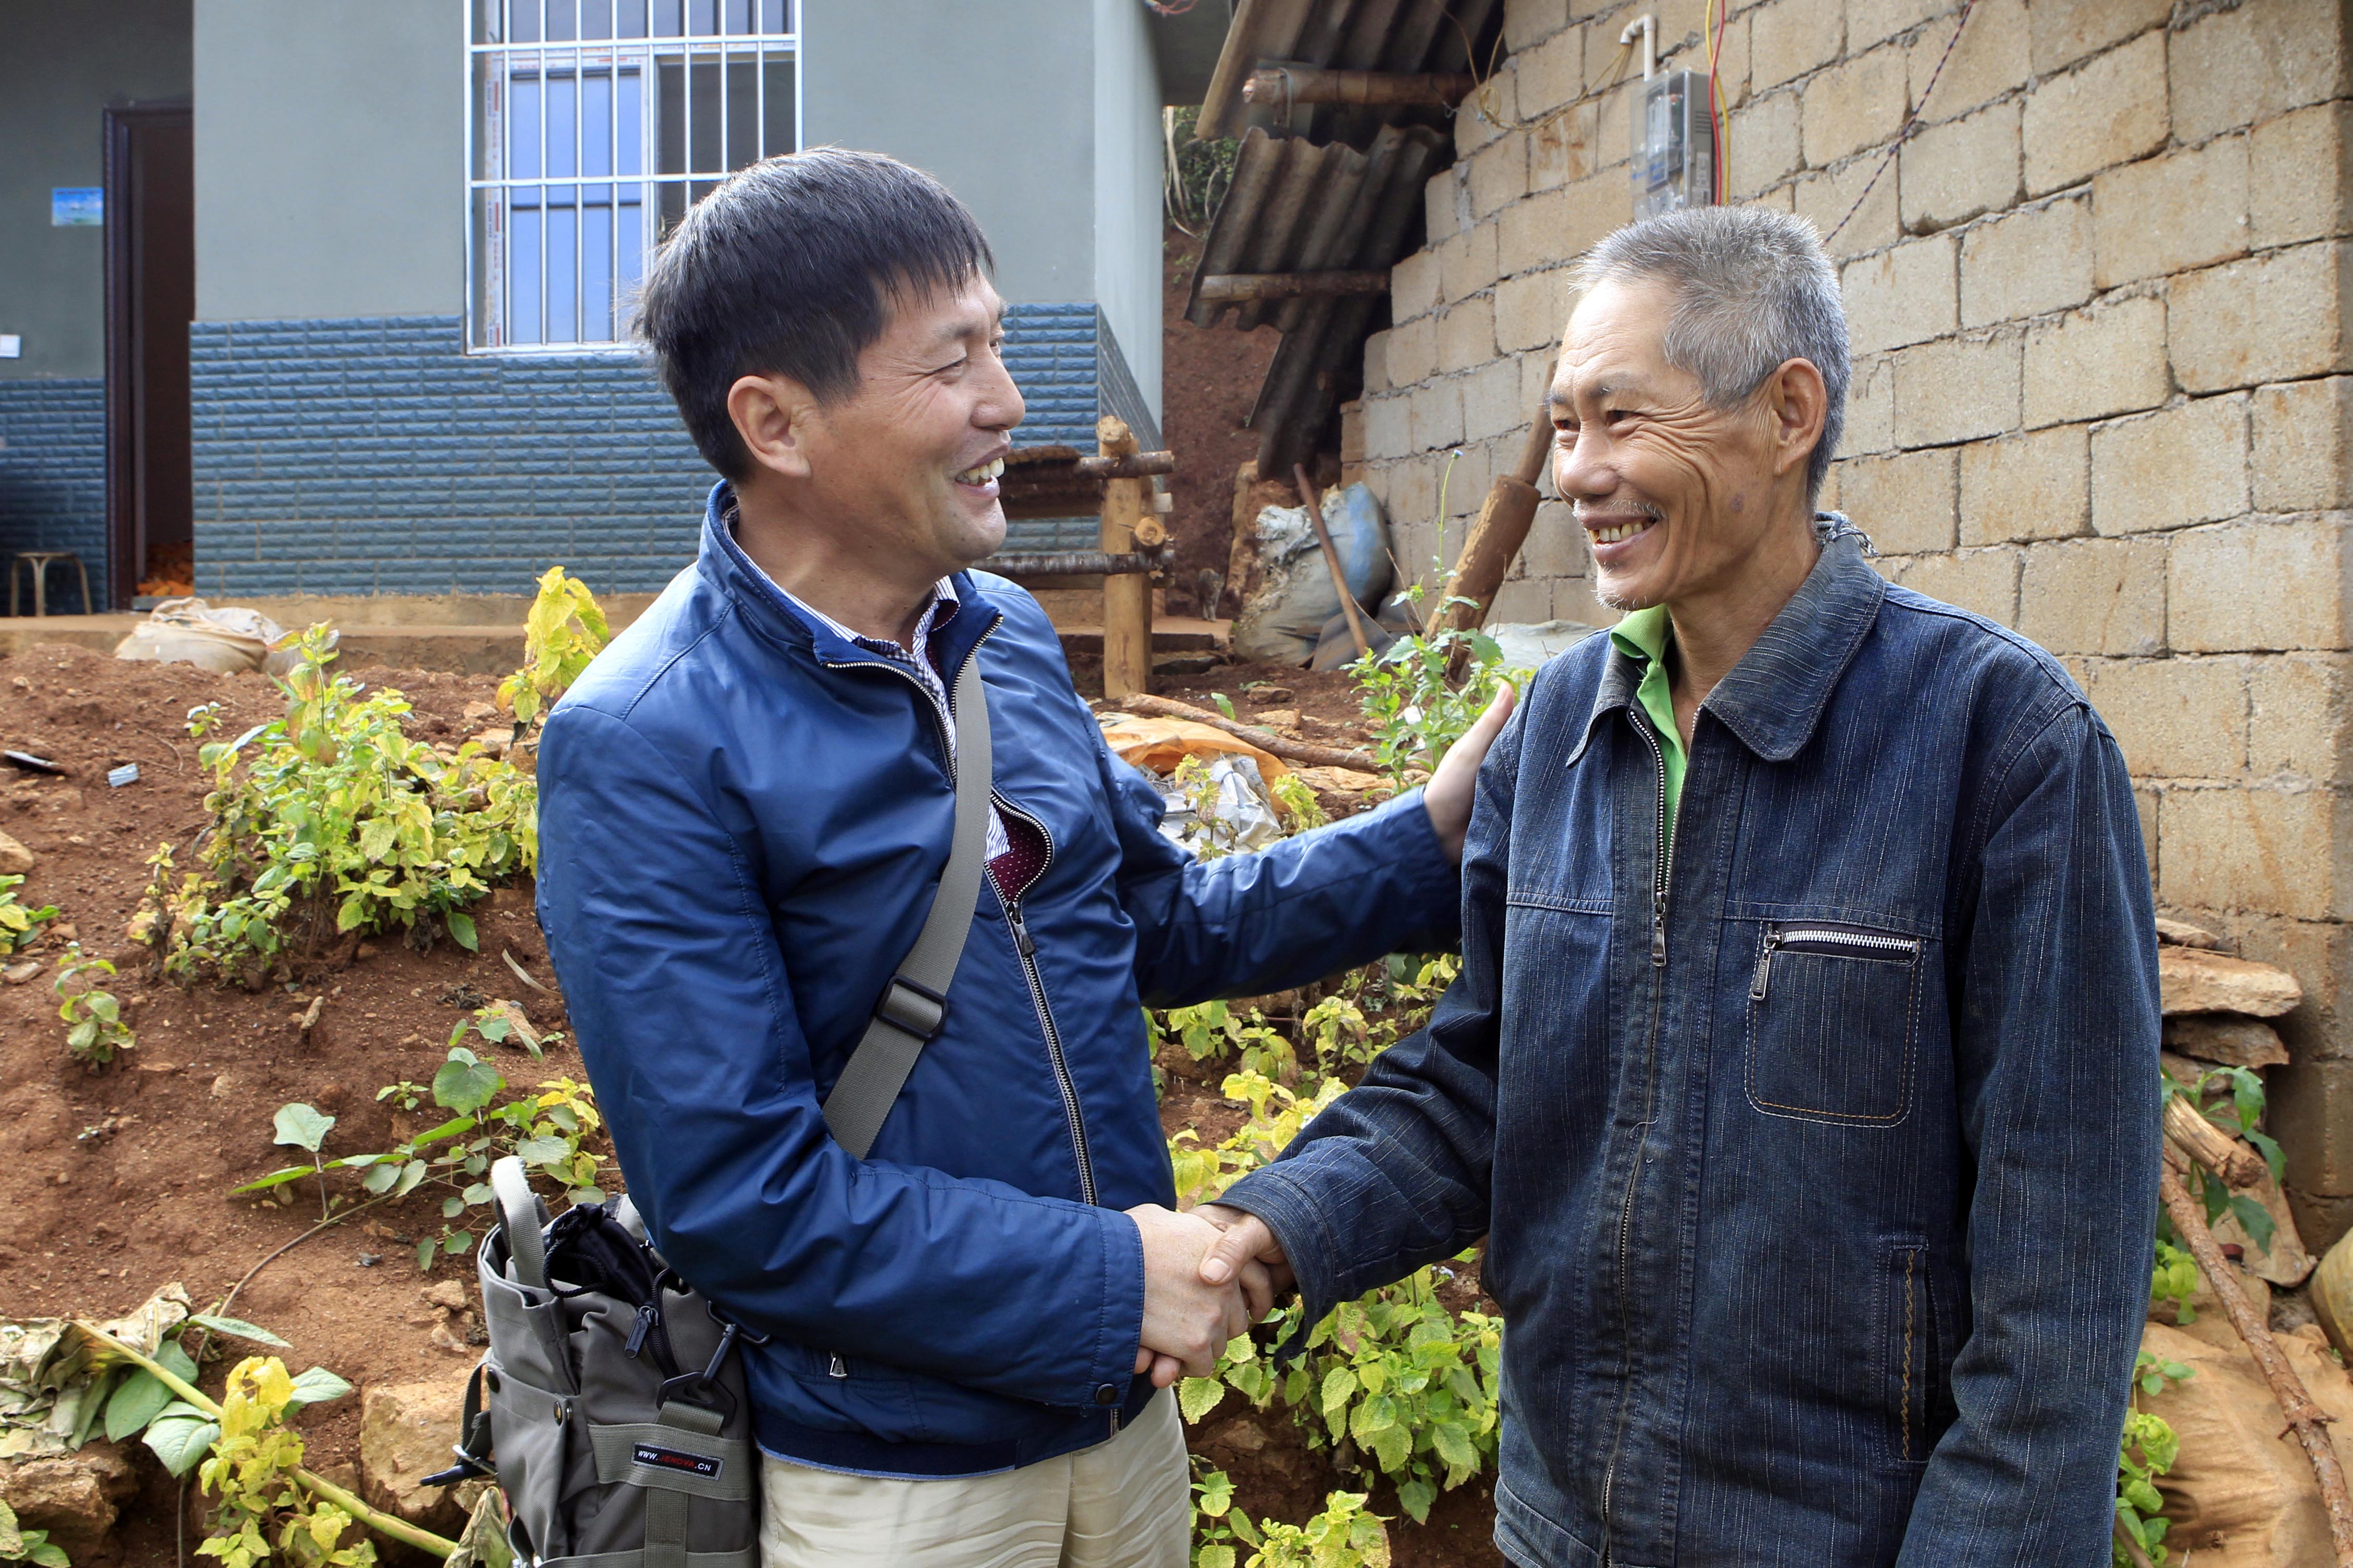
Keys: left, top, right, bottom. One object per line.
{"left": 534, "top": 484, "right": 1461, "bottom": 1475}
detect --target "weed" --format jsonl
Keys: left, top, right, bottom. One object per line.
{"left": 0, "top": 875, "right": 58, "bottom": 955}
{"left": 498, "top": 566, "right": 610, "bottom": 733}
{"left": 1152, "top": 1000, "right": 1297, "bottom": 1084}
{"left": 1189, "top": 1463, "right": 1261, "bottom": 1568}
{"left": 2149, "top": 1239, "right": 2199, "bottom": 1324}
{"left": 0, "top": 1501, "right": 69, "bottom": 1567}
{"left": 2115, "top": 1352, "right": 2191, "bottom": 1567}
{"left": 1269, "top": 774, "right": 1327, "bottom": 832}
{"left": 196, "top": 1358, "right": 374, "bottom": 1568}
{"left": 1244, "top": 1491, "right": 1390, "bottom": 1568}
{"left": 54, "top": 944, "right": 132, "bottom": 1067}
{"left": 1348, "top": 612, "right": 1528, "bottom": 787}
{"left": 2162, "top": 1062, "right": 2286, "bottom": 1255}
{"left": 238, "top": 1049, "right": 607, "bottom": 1271}
{"left": 1169, "top": 1071, "right": 1346, "bottom": 1209}
{"left": 271, "top": 1104, "right": 338, "bottom": 1219}
{"left": 154, "top": 628, "right": 536, "bottom": 980}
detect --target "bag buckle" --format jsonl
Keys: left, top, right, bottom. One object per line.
{"left": 656, "top": 1316, "right": 744, "bottom": 1423}
{"left": 873, "top": 975, "right": 948, "bottom": 1042}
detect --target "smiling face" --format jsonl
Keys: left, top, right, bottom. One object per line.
{"left": 1550, "top": 277, "right": 1800, "bottom": 614}
{"left": 744, "top": 270, "right": 1024, "bottom": 580}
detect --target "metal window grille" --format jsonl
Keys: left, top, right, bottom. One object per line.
{"left": 468, "top": 0, "right": 800, "bottom": 350}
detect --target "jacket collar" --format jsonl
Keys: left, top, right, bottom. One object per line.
{"left": 695, "top": 480, "right": 1001, "bottom": 678}
{"left": 1567, "top": 522, "right": 1885, "bottom": 765}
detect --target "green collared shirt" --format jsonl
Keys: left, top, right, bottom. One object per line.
{"left": 1609, "top": 605, "right": 1686, "bottom": 860}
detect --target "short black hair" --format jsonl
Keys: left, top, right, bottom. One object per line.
{"left": 634, "top": 147, "right": 995, "bottom": 479}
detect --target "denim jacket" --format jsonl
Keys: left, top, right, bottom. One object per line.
{"left": 1222, "top": 531, "right": 2162, "bottom": 1567}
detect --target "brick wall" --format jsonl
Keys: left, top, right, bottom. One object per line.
{"left": 0, "top": 379, "right": 107, "bottom": 612}
{"left": 1349, "top": 0, "right": 2353, "bottom": 1242}
{"left": 185, "top": 305, "right": 1138, "bottom": 595}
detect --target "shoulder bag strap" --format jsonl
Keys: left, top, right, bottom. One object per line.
{"left": 821, "top": 652, "right": 993, "bottom": 1159}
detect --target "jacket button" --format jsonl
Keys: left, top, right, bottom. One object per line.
{"left": 1094, "top": 1384, "right": 1119, "bottom": 1406}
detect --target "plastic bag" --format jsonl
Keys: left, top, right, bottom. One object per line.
{"left": 112, "top": 598, "right": 320, "bottom": 678}
{"left": 1232, "top": 484, "right": 1394, "bottom": 666}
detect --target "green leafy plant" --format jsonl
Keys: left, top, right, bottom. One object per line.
{"left": 1188, "top": 1463, "right": 1262, "bottom": 1568}
{"left": 237, "top": 1049, "right": 607, "bottom": 1272}
{"left": 1348, "top": 607, "right": 1528, "bottom": 787}
{"left": 1269, "top": 774, "right": 1328, "bottom": 832}
{"left": 1298, "top": 955, "right": 1457, "bottom": 1074}
{"left": 1243, "top": 1491, "right": 1390, "bottom": 1568}
{"left": 54, "top": 944, "right": 132, "bottom": 1067}
{"left": 197, "top": 1357, "right": 375, "bottom": 1568}
{"left": 0, "top": 875, "right": 58, "bottom": 955}
{"left": 1169, "top": 1069, "right": 1346, "bottom": 1210}
{"left": 154, "top": 628, "right": 536, "bottom": 980}
{"left": 2115, "top": 1351, "right": 2192, "bottom": 1567}
{"left": 1163, "top": 105, "right": 1240, "bottom": 232}
{"left": 0, "top": 1501, "right": 70, "bottom": 1567}
{"left": 2149, "top": 1238, "right": 2199, "bottom": 1325}
{"left": 1152, "top": 1000, "right": 1297, "bottom": 1083}
{"left": 270, "top": 1104, "right": 338, "bottom": 1219}
{"left": 497, "top": 566, "right": 610, "bottom": 732}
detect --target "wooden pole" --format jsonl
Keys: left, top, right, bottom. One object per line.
{"left": 1242, "top": 67, "right": 1477, "bottom": 109}
{"left": 1113, "top": 693, "right": 1380, "bottom": 773}
{"left": 1196, "top": 271, "right": 1392, "bottom": 302}
{"left": 2159, "top": 1149, "right": 2353, "bottom": 1566}
{"left": 1439, "top": 396, "right": 1559, "bottom": 639}
{"left": 1295, "top": 464, "right": 1376, "bottom": 661}
{"left": 1098, "top": 416, "right": 1154, "bottom": 701}
{"left": 1222, "top": 461, "right": 1263, "bottom": 621}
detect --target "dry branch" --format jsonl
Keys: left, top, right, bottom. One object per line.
{"left": 2164, "top": 1092, "right": 2271, "bottom": 1188}
{"left": 1111, "top": 693, "right": 1381, "bottom": 773}
{"left": 2159, "top": 1149, "right": 2353, "bottom": 1566}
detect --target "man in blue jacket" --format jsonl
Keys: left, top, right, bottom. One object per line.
{"left": 534, "top": 148, "right": 1508, "bottom": 1568}
{"left": 1201, "top": 206, "right": 2162, "bottom": 1565}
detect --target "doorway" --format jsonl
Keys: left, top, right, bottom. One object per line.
{"left": 104, "top": 103, "right": 193, "bottom": 611}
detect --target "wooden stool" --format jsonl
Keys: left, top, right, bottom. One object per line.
{"left": 10, "top": 552, "right": 92, "bottom": 617}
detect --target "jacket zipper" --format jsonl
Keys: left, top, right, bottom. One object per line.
{"left": 1750, "top": 924, "right": 1922, "bottom": 1003}
{"left": 1599, "top": 702, "right": 1676, "bottom": 1557}
{"left": 996, "top": 795, "right": 1097, "bottom": 1208}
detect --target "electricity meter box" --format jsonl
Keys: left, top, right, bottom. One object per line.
{"left": 1631, "top": 69, "right": 1716, "bottom": 219}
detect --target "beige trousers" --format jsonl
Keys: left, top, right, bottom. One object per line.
{"left": 758, "top": 1390, "right": 1190, "bottom": 1568}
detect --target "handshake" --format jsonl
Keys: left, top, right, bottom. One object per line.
{"left": 1124, "top": 1203, "right": 1294, "bottom": 1387}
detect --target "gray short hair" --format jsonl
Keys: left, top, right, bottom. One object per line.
{"left": 1571, "top": 206, "right": 1849, "bottom": 503}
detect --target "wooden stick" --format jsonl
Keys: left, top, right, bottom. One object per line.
{"left": 1296, "top": 464, "right": 1376, "bottom": 661}
{"left": 1242, "top": 67, "right": 1477, "bottom": 108}
{"left": 1113, "top": 693, "right": 1380, "bottom": 773}
{"left": 1196, "top": 271, "right": 1392, "bottom": 302}
{"left": 1072, "top": 451, "right": 1178, "bottom": 479}
{"left": 2158, "top": 1151, "right": 2353, "bottom": 1566}
{"left": 2165, "top": 1092, "right": 2271, "bottom": 1188}
{"left": 1098, "top": 416, "right": 1154, "bottom": 702}
{"left": 1439, "top": 398, "right": 1558, "bottom": 639}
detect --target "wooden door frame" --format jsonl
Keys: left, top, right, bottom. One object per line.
{"left": 103, "top": 101, "right": 193, "bottom": 612}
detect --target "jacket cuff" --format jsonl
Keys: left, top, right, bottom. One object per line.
{"left": 1214, "top": 1166, "right": 1346, "bottom": 1356}
{"left": 1081, "top": 1203, "right": 1148, "bottom": 1408}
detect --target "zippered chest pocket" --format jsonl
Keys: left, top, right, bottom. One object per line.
{"left": 1745, "top": 921, "right": 1922, "bottom": 1126}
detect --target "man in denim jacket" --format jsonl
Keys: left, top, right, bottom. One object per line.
{"left": 1200, "top": 207, "right": 2163, "bottom": 1565}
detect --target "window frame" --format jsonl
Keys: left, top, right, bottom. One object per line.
{"left": 464, "top": 0, "right": 804, "bottom": 355}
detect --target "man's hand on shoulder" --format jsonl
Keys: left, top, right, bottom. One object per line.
{"left": 1422, "top": 684, "right": 1517, "bottom": 865}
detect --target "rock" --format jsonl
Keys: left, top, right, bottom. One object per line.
{"left": 0, "top": 832, "right": 31, "bottom": 874}
{"left": 1254, "top": 708, "right": 1304, "bottom": 733}
{"left": 2158, "top": 916, "right": 2225, "bottom": 949}
{"left": 0, "top": 1444, "right": 139, "bottom": 1559}
{"left": 355, "top": 941, "right": 379, "bottom": 960}
{"left": 461, "top": 700, "right": 501, "bottom": 724}
{"left": 2165, "top": 1015, "right": 2290, "bottom": 1069}
{"left": 2160, "top": 947, "right": 2302, "bottom": 1018}
{"left": 44, "top": 923, "right": 72, "bottom": 943}
{"left": 209, "top": 1073, "right": 234, "bottom": 1098}
{"left": 1, "top": 961, "right": 40, "bottom": 986}
{"left": 423, "top": 1279, "right": 470, "bottom": 1312}
{"left": 361, "top": 1375, "right": 479, "bottom": 1529}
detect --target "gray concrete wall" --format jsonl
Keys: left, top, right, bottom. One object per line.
{"left": 802, "top": 0, "right": 1096, "bottom": 307}
{"left": 1094, "top": 0, "right": 1163, "bottom": 427}
{"left": 0, "top": 0, "right": 193, "bottom": 380}
{"left": 192, "top": 0, "right": 462, "bottom": 322}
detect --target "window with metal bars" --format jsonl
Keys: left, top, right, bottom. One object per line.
{"left": 468, "top": 0, "right": 800, "bottom": 349}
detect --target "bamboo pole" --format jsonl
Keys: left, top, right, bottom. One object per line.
{"left": 1295, "top": 464, "right": 1376, "bottom": 661}
{"left": 2157, "top": 1151, "right": 2353, "bottom": 1566}
{"left": 1098, "top": 416, "right": 1155, "bottom": 701}
{"left": 1196, "top": 271, "right": 1392, "bottom": 302}
{"left": 1113, "top": 693, "right": 1381, "bottom": 774}
{"left": 72, "top": 1322, "right": 461, "bottom": 1560}
{"left": 1241, "top": 67, "right": 1477, "bottom": 108}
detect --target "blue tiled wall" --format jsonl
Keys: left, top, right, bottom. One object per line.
{"left": 190, "top": 303, "right": 1132, "bottom": 597}
{"left": 0, "top": 380, "right": 107, "bottom": 613}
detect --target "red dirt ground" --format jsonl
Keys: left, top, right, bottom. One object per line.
{"left": 0, "top": 642, "right": 1499, "bottom": 1565}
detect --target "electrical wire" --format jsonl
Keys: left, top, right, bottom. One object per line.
{"left": 1824, "top": 0, "right": 1979, "bottom": 241}
{"left": 1710, "top": 0, "right": 1730, "bottom": 202}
